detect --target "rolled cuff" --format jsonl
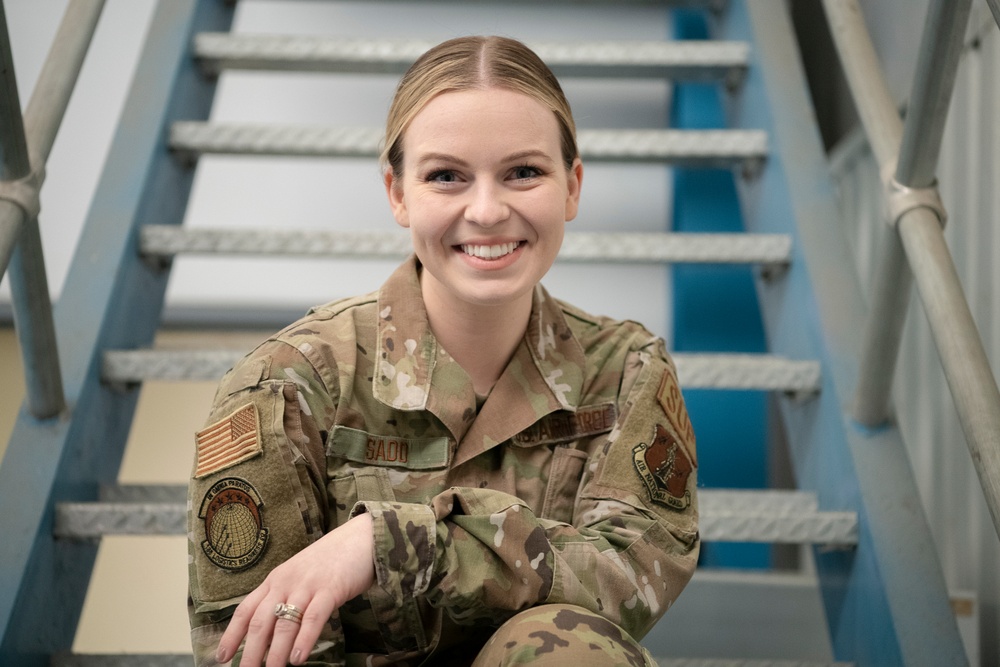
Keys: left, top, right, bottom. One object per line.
{"left": 351, "top": 500, "right": 437, "bottom": 603}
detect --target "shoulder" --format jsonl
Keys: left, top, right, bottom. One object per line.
{"left": 215, "top": 290, "right": 380, "bottom": 402}
{"left": 555, "top": 297, "right": 668, "bottom": 366}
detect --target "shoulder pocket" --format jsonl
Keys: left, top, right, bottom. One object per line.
{"left": 189, "top": 383, "right": 323, "bottom": 610}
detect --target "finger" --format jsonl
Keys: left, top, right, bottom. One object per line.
{"left": 216, "top": 584, "right": 270, "bottom": 664}
{"left": 266, "top": 598, "right": 312, "bottom": 667}
{"left": 289, "top": 590, "right": 338, "bottom": 665}
{"left": 239, "top": 595, "right": 284, "bottom": 667}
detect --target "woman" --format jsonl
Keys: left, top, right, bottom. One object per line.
{"left": 188, "top": 35, "right": 698, "bottom": 667}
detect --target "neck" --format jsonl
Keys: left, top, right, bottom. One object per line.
{"left": 422, "top": 287, "right": 533, "bottom": 396}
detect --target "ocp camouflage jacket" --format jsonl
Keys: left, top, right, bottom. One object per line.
{"left": 187, "top": 257, "right": 699, "bottom": 666}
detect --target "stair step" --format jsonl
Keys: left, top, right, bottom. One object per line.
{"left": 101, "top": 350, "right": 820, "bottom": 392}
{"left": 169, "top": 122, "right": 768, "bottom": 168}
{"left": 55, "top": 488, "right": 856, "bottom": 544}
{"left": 140, "top": 226, "right": 792, "bottom": 265}
{"left": 194, "top": 34, "right": 749, "bottom": 83}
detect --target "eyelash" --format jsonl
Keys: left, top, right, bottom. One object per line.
{"left": 422, "top": 164, "right": 544, "bottom": 184}
{"left": 425, "top": 170, "right": 457, "bottom": 183}
{"left": 511, "top": 164, "right": 543, "bottom": 180}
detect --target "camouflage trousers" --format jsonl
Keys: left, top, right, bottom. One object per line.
{"left": 470, "top": 604, "right": 656, "bottom": 667}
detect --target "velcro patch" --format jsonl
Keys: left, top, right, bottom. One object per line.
{"left": 656, "top": 369, "right": 697, "bottom": 466}
{"left": 632, "top": 424, "right": 694, "bottom": 511}
{"left": 513, "top": 403, "right": 617, "bottom": 446}
{"left": 194, "top": 403, "right": 263, "bottom": 479}
{"left": 199, "top": 477, "right": 268, "bottom": 571}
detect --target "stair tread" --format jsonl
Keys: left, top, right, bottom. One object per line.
{"left": 101, "top": 349, "right": 821, "bottom": 392}
{"left": 194, "top": 33, "right": 749, "bottom": 81}
{"left": 169, "top": 122, "right": 768, "bottom": 166}
{"left": 56, "top": 488, "right": 856, "bottom": 544}
{"left": 141, "top": 226, "right": 792, "bottom": 265}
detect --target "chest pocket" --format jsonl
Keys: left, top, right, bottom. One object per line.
{"left": 540, "top": 446, "right": 588, "bottom": 524}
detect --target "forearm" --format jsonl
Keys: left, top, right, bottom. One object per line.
{"left": 356, "top": 485, "right": 697, "bottom": 638}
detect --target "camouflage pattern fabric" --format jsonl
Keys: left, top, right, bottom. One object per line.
{"left": 470, "top": 604, "right": 656, "bottom": 666}
{"left": 187, "top": 256, "right": 699, "bottom": 666}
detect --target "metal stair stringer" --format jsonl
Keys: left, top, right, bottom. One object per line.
{"left": 0, "top": 2, "right": 235, "bottom": 664}
{"left": 723, "top": 1, "right": 965, "bottom": 664}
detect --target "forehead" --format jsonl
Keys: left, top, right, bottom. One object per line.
{"left": 402, "top": 88, "right": 561, "bottom": 159}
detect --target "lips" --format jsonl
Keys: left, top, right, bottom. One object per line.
{"left": 459, "top": 241, "right": 522, "bottom": 259}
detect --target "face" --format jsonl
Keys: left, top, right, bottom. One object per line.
{"left": 385, "top": 87, "right": 583, "bottom": 317}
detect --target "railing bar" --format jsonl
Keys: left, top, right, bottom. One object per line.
{"left": 822, "top": 0, "right": 910, "bottom": 427}
{"left": 898, "top": 215, "right": 1000, "bottom": 534}
{"left": 820, "top": 0, "right": 902, "bottom": 171}
{"left": 0, "top": 0, "right": 105, "bottom": 419}
{"left": 989, "top": 0, "right": 1000, "bottom": 31}
{"left": 0, "top": 3, "right": 30, "bottom": 181}
{"left": 9, "top": 217, "right": 64, "bottom": 418}
{"left": 22, "top": 0, "right": 106, "bottom": 167}
{"left": 894, "top": 0, "right": 973, "bottom": 188}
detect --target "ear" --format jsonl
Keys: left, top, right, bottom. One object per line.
{"left": 564, "top": 158, "right": 583, "bottom": 222}
{"left": 384, "top": 169, "right": 409, "bottom": 228}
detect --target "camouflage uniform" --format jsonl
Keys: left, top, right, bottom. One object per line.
{"left": 188, "top": 257, "right": 699, "bottom": 666}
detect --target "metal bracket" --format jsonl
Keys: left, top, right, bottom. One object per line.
{"left": 0, "top": 166, "right": 45, "bottom": 220}
{"left": 881, "top": 160, "right": 947, "bottom": 228}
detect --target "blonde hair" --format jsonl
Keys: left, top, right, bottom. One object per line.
{"left": 381, "top": 36, "right": 579, "bottom": 176}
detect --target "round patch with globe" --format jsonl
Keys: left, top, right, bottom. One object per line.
{"left": 199, "top": 477, "right": 269, "bottom": 571}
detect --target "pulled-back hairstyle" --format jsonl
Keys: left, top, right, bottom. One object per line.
{"left": 381, "top": 36, "right": 579, "bottom": 177}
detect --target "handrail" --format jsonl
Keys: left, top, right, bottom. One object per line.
{"left": 0, "top": 0, "right": 106, "bottom": 418}
{"left": 823, "top": 0, "right": 1000, "bottom": 538}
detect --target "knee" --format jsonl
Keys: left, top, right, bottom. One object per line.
{"left": 472, "top": 604, "right": 652, "bottom": 667}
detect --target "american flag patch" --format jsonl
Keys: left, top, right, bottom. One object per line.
{"left": 194, "top": 403, "right": 263, "bottom": 479}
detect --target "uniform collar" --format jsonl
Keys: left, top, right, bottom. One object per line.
{"left": 373, "top": 256, "right": 587, "bottom": 454}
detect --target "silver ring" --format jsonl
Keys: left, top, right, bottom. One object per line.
{"left": 274, "top": 602, "right": 304, "bottom": 624}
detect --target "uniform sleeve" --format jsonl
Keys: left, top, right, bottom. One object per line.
{"left": 353, "top": 339, "right": 698, "bottom": 640}
{"left": 186, "top": 340, "right": 341, "bottom": 666}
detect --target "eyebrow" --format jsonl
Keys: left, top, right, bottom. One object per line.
{"left": 414, "top": 149, "right": 555, "bottom": 168}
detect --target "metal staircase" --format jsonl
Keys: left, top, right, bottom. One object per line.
{"left": 1, "top": 0, "right": 993, "bottom": 664}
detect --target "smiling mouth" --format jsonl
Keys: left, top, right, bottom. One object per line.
{"left": 459, "top": 241, "right": 522, "bottom": 260}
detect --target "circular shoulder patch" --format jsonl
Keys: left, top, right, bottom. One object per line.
{"left": 198, "top": 477, "right": 269, "bottom": 571}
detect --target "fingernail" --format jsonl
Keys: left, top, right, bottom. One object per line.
{"left": 291, "top": 649, "right": 302, "bottom": 664}
{"left": 216, "top": 646, "right": 230, "bottom": 664}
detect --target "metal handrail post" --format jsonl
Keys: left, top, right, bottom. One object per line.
{"left": 826, "top": 0, "right": 1000, "bottom": 536}
{"left": 822, "top": 0, "right": 911, "bottom": 427}
{"left": 900, "top": 215, "right": 1000, "bottom": 532}
{"left": 893, "top": 0, "right": 971, "bottom": 189}
{"left": 0, "top": 1, "right": 30, "bottom": 278}
{"left": 0, "top": 0, "right": 106, "bottom": 418}
{"left": 987, "top": 0, "right": 1000, "bottom": 32}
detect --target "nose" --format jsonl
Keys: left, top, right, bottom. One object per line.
{"left": 463, "top": 180, "right": 510, "bottom": 227}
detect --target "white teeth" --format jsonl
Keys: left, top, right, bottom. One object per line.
{"left": 460, "top": 242, "right": 520, "bottom": 259}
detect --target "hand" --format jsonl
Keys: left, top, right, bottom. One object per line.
{"left": 215, "top": 513, "right": 376, "bottom": 666}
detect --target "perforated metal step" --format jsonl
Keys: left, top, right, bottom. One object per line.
{"left": 55, "top": 488, "right": 855, "bottom": 544}
{"left": 194, "top": 34, "right": 749, "bottom": 83}
{"left": 140, "top": 226, "right": 792, "bottom": 265}
{"left": 101, "top": 349, "right": 820, "bottom": 393}
{"left": 169, "top": 122, "right": 768, "bottom": 168}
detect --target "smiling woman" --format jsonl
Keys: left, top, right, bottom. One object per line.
{"left": 186, "top": 36, "right": 698, "bottom": 667}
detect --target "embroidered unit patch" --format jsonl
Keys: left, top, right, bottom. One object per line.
{"left": 194, "top": 403, "right": 262, "bottom": 479}
{"left": 199, "top": 477, "right": 269, "bottom": 571}
{"left": 632, "top": 424, "right": 693, "bottom": 511}
{"left": 656, "top": 369, "right": 697, "bottom": 466}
